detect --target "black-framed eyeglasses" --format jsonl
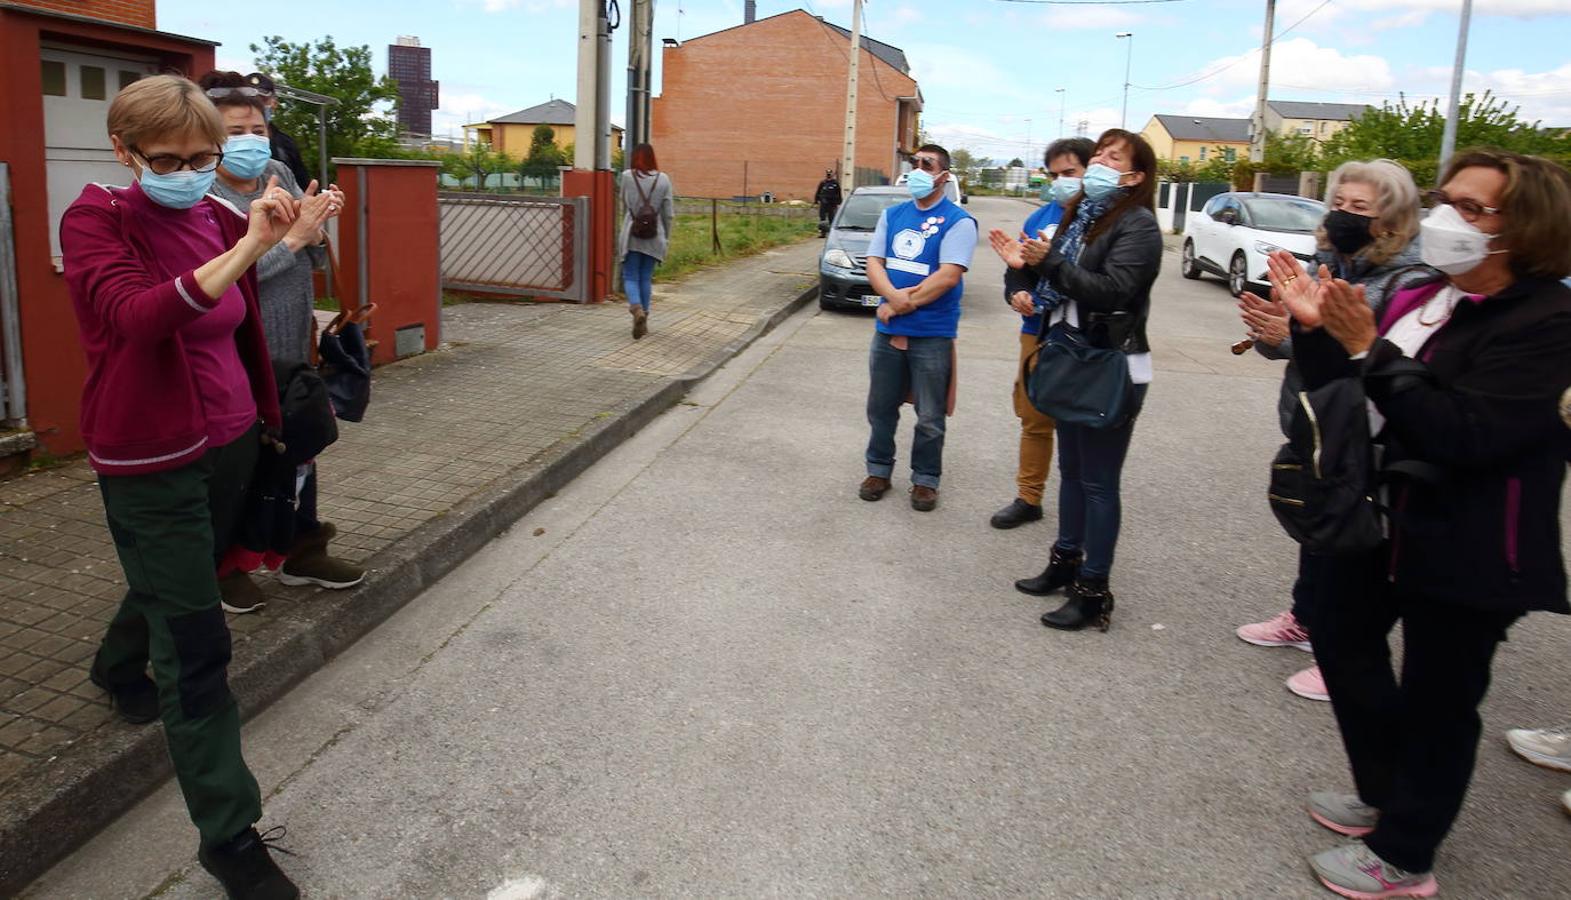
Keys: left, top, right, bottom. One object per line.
{"left": 913, "top": 156, "right": 943, "bottom": 172}
{"left": 131, "top": 147, "right": 224, "bottom": 175}
{"left": 1423, "top": 189, "right": 1500, "bottom": 222}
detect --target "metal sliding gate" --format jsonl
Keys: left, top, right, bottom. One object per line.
{"left": 438, "top": 193, "right": 590, "bottom": 302}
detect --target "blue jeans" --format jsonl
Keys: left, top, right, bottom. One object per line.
{"left": 623, "top": 251, "right": 656, "bottom": 312}
{"left": 1053, "top": 383, "right": 1147, "bottom": 580}
{"left": 865, "top": 332, "right": 952, "bottom": 489}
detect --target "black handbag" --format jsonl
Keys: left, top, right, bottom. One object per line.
{"left": 274, "top": 360, "right": 339, "bottom": 465}
{"left": 1023, "top": 321, "right": 1135, "bottom": 429}
{"left": 318, "top": 317, "right": 372, "bottom": 422}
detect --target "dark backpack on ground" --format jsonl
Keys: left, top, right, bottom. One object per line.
{"left": 1268, "top": 376, "right": 1384, "bottom": 555}
{"left": 630, "top": 172, "right": 660, "bottom": 240}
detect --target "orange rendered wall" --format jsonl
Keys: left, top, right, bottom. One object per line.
{"left": 651, "top": 11, "right": 917, "bottom": 201}
{"left": 0, "top": 8, "right": 212, "bottom": 455}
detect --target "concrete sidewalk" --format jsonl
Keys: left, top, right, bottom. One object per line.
{"left": 0, "top": 240, "right": 820, "bottom": 895}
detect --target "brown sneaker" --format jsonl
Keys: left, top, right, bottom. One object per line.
{"left": 858, "top": 475, "right": 891, "bottom": 501}
{"left": 632, "top": 306, "right": 648, "bottom": 340}
{"left": 910, "top": 485, "right": 939, "bottom": 511}
{"left": 219, "top": 571, "right": 267, "bottom": 614}
{"left": 277, "top": 523, "right": 366, "bottom": 589}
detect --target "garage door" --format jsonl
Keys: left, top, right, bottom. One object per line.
{"left": 41, "top": 45, "right": 158, "bottom": 267}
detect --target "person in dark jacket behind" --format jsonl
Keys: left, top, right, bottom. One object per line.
{"left": 989, "top": 128, "right": 1163, "bottom": 632}
{"left": 1273, "top": 149, "right": 1571, "bottom": 899}
{"left": 815, "top": 168, "right": 843, "bottom": 236}
{"left": 1233, "top": 159, "right": 1435, "bottom": 704}
{"left": 245, "top": 72, "right": 314, "bottom": 193}
{"left": 60, "top": 75, "right": 302, "bottom": 898}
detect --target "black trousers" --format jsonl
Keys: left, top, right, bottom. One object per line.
{"left": 1312, "top": 550, "right": 1519, "bottom": 874}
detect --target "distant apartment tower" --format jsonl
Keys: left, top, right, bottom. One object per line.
{"left": 388, "top": 35, "right": 438, "bottom": 137}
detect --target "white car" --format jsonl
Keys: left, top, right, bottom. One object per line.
{"left": 1181, "top": 192, "right": 1326, "bottom": 296}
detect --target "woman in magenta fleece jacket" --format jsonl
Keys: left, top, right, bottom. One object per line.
{"left": 59, "top": 75, "right": 300, "bottom": 898}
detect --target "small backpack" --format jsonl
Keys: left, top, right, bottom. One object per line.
{"left": 630, "top": 172, "right": 659, "bottom": 240}
{"left": 1268, "top": 376, "right": 1384, "bottom": 555}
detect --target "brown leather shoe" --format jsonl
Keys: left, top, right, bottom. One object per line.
{"left": 858, "top": 475, "right": 891, "bottom": 501}
{"left": 910, "top": 485, "right": 939, "bottom": 511}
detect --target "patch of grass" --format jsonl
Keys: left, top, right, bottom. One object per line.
{"left": 654, "top": 213, "right": 818, "bottom": 283}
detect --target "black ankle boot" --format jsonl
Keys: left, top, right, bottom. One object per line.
{"left": 1041, "top": 577, "right": 1115, "bottom": 632}
{"left": 1014, "top": 547, "right": 1083, "bottom": 596}
{"left": 198, "top": 826, "right": 299, "bottom": 900}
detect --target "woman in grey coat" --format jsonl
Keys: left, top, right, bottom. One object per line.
{"left": 619, "top": 143, "right": 675, "bottom": 339}
{"left": 1233, "top": 159, "right": 1435, "bottom": 703}
{"left": 203, "top": 72, "right": 365, "bottom": 611}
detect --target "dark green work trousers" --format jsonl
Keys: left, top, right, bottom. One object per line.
{"left": 93, "top": 424, "right": 262, "bottom": 848}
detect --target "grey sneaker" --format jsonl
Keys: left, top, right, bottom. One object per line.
{"left": 1309, "top": 842, "right": 1436, "bottom": 899}
{"left": 1505, "top": 724, "right": 1571, "bottom": 773}
{"left": 1308, "top": 791, "right": 1378, "bottom": 837}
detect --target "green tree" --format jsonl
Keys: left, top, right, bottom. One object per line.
{"left": 520, "top": 124, "right": 564, "bottom": 186}
{"left": 1261, "top": 132, "right": 1318, "bottom": 174}
{"left": 1321, "top": 91, "right": 1562, "bottom": 168}
{"left": 949, "top": 148, "right": 980, "bottom": 177}
{"left": 250, "top": 35, "right": 404, "bottom": 177}
{"left": 445, "top": 143, "right": 511, "bottom": 191}
{"left": 1007, "top": 157, "right": 1026, "bottom": 168}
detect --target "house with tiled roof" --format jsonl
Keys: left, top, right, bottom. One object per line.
{"left": 465, "top": 99, "right": 624, "bottom": 159}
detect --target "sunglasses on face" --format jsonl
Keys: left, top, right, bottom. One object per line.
{"left": 913, "top": 156, "right": 943, "bottom": 172}
{"left": 205, "top": 86, "right": 267, "bottom": 99}
{"left": 132, "top": 147, "right": 224, "bottom": 175}
{"left": 1424, "top": 189, "right": 1500, "bottom": 222}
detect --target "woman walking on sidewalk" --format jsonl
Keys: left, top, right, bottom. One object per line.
{"left": 60, "top": 75, "right": 300, "bottom": 899}
{"left": 201, "top": 71, "right": 364, "bottom": 609}
{"left": 618, "top": 143, "right": 674, "bottom": 339}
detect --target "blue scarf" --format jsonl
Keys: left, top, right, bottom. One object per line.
{"left": 1035, "top": 189, "right": 1123, "bottom": 313}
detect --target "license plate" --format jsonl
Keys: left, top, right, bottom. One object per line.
{"left": 861, "top": 294, "right": 881, "bottom": 307}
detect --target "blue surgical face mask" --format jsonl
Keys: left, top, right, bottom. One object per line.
{"left": 1049, "top": 176, "right": 1081, "bottom": 205}
{"left": 907, "top": 168, "right": 936, "bottom": 200}
{"left": 137, "top": 165, "right": 217, "bottom": 209}
{"left": 221, "top": 133, "right": 272, "bottom": 180}
{"left": 1080, "top": 163, "right": 1126, "bottom": 201}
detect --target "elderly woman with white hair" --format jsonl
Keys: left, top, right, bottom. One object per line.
{"left": 1232, "top": 159, "right": 1435, "bottom": 702}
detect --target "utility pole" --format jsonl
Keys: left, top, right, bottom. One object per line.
{"left": 1249, "top": 0, "right": 1275, "bottom": 163}
{"left": 1056, "top": 88, "right": 1066, "bottom": 140}
{"left": 1024, "top": 118, "right": 1033, "bottom": 167}
{"left": 574, "top": 0, "right": 602, "bottom": 169}
{"left": 840, "top": 0, "right": 864, "bottom": 193}
{"left": 1116, "top": 32, "right": 1133, "bottom": 130}
{"left": 625, "top": 0, "right": 654, "bottom": 161}
{"left": 1438, "top": 0, "right": 1473, "bottom": 174}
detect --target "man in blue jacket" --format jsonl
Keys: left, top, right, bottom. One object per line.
{"left": 991, "top": 137, "right": 1094, "bottom": 528}
{"left": 857, "top": 144, "right": 978, "bottom": 511}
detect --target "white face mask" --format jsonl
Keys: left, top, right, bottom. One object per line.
{"left": 1419, "top": 202, "right": 1505, "bottom": 276}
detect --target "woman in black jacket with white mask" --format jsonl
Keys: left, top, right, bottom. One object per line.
{"left": 989, "top": 129, "right": 1163, "bottom": 632}
{"left": 1274, "top": 150, "right": 1571, "bottom": 899}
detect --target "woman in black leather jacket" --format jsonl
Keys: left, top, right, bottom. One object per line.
{"left": 1276, "top": 150, "right": 1571, "bottom": 899}
{"left": 989, "top": 128, "right": 1163, "bottom": 631}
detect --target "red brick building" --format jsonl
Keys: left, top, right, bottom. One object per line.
{"left": 0, "top": 0, "right": 215, "bottom": 459}
{"left": 651, "top": 9, "right": 921, "bottom": 201}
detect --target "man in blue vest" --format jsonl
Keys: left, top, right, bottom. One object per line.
{"left": 991, "top": 136, "right": 1094, "bottom": 529}
{"left": 858, "top": 144, "right": 979, "bottom": 511}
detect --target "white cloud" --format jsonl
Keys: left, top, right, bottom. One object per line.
{"left": 1369, "top": 10, "right": 1431, "bottom": 29}
{"left": 1184, "top": 38, "right": 1395, "bottom": 95}
{"left": 1039, "top": 7, "right": 1141, "bottom": 30}
{"left": 893, "top": 6, "right": 925, "bottom": 26}
{"left": 1180, "top": 96, "right": 1257, "bottom": 119}
{"left": 1338, "top": 0, "right": 1569, "bottom": 17}
{"left": 430, "top": 91, "right": 518, "bottom": 138}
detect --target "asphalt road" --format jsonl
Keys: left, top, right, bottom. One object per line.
{"left": 28, "top": 197, "right": 1571, "bottom": 899}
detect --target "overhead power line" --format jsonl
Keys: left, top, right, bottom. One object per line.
{"left": 1129, "top": 0, "right": 1335, "bottom": 92}
{"left": 989, "top": 0, "right": 1184, "bottom": 4}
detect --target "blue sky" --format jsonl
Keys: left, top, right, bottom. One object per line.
{"left": 160, "top": 0, "right": 1571, "bottom": 162}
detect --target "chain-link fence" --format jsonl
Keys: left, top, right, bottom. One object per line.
{"left": 438, "top": 193, "right": 590, "bottom": 302}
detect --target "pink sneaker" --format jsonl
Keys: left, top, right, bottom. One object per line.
{"left": 1236, "top": 610, "right": 1312, "bottom": 651}
{"left": 1287, "top": 664, "right": 1330, "bottom": 702}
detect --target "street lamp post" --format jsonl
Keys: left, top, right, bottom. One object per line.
{"left": 1116, "top": 32, "right": 1133, "bottom": 130}
{"left": 1055, "top": 87, "right": 1066, "bottom": 140}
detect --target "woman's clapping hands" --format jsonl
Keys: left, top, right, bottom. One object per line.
{"left": 1264, "top": 249, "right": 1377, "bottom": 356}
